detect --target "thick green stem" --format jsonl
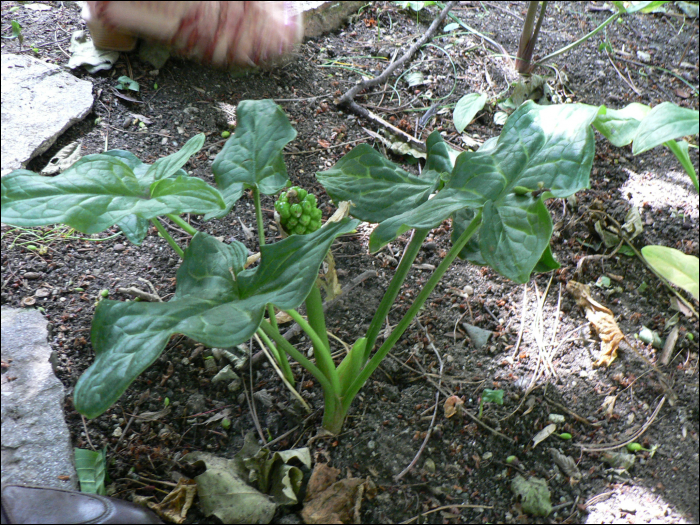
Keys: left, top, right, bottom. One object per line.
{"left": 260, "top": 320, "right": 330, "bottom": 392}
{"left": 363, "top": 228, "right": 429, "bottom": 362}
{"left": 165, "top": 214, "right": 198, "bottom": 236}
{"left": 342, "top": 210, "right": 483, "bottom": 413}
{"left": 284, "top": 308, "right": 340, "bottom": 395}
{"left": 257, "top": 326, "right": 294, "bottom": 385}
{"left": 150, "top": 218, "right": 184, "bottom": 258}
{"left": 305, "top": 284, "right": 330, "bottom": 353}
{"left": 252, "top": 186, "right": 266, "bottom": 246}
{"left": 260, "top": 320, "right": 343, "bottom": 432}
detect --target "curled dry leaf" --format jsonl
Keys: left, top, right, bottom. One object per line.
{"left": 147, "top": 478, "right": 197, "bottom": 524}
{"left": 443, "top": 395, "right": 464, "bottom": 418}
{"left": 301, "top": 463, "right": 376, "bottom": 524}
{"left": 566, "top": 281, "right": 625, "bottom": 367}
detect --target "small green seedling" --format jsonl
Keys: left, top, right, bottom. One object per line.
{"left": 221, "top": 418, "right": 231, "bottom": 430}
{"left": 163, "top": 397, "right": 170, "bottom": 407}
{"left": 116, "top": 76, "right": 139, "bottom": 92}
{"left": 557, "top": 432, "right": 572, "bottom": 440}
{"left": 478, "top": 388, "right": 504, "bottom": 419}
{"left": 626, "top": 442, "right": 651, "bottom": 452}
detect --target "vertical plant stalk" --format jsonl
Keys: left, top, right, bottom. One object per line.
{"left": 343, "top": 210, "right": 483, "bottom": 413}
{"left": 150, "top": 217, "right": 184, "bottom": 258}
{"left": 363, "top": 228, "right": 429, "bottom": 361}
{"left": 251, "top": 186, "right": 292, "bottom": 381}
{"left": 284, "top": 308, "right": 340, "bottom": 395}
{"left": 260, "top": 320, "right": 343, "bottom": 432}
{"left": 252, "top": 186, "right": 266, "bottom": 246}
{"left": 305, "top": 284, "right": 331, "bottom": 352}
{"left": 165, "top": 213, "right": 197, "bottom": 236}
{"left": 516, "top": 1, "right": 548, "bottom": 74}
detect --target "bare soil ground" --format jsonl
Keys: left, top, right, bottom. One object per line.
{"left": 2, "top": 2, "right": 698, "bottom": 523}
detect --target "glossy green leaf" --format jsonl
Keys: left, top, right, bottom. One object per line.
{"left": 632, "top": 102, "right": 700, "bottom": 155}
{"left": 453, "top": 93, "right": 487, "bottom": 133}
{"left": 146, "top": 133, "right": 204, "bottom": 181}
{"left": 370, "top": 102, "right": 598, "bottom": 280}
{"left": 1, "top": 143, "right": 224, "bottom": 234}
{"left": 424, "top": 130, "right": 454, "bottom": 178}
{"left": 212, "top": 100, "right": 297, "bottom": 213}
{"left": 665, "top": 140, "right": 698, "bottom": 192}
{"left": 593, "top": 103, "right": 650, "bottom": 147}
{"left": 316, "top": 144, "right": 438, "bottom": 223}
{"left": 74, "top": 219, "right": 358, "bottom": 418}
{"left": 116, "top": 215, "right": 149, "bottom": 245}
{"left": 642, "top": 245, "right": 699, "bottom": 300}
{"left": 479, "top": 196, "right": 552, "bottom": 283}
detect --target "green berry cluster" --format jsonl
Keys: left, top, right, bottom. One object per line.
{"left": 275, "top": 186, "right": 322, "bottom": 235}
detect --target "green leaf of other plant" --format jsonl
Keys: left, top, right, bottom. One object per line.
{"left": 632, "top": 102, "right": 699, "bottom": 155}
{"left": 592, "top": 103, "right": 651, "bottom": 147}
{"left": 453, "top": 93, "right": 487, "bottom": 133}
{"left": 74, "top": 447, "right": 107, "bottom": 495}
{"left": 212, "top": 100, "right": 297, "bottom": 213}
{"left": 641, "top": 245, "right": 699, "bottom": 300}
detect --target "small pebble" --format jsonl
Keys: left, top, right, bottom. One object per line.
{"left": 114, "top": 243, "right": 126, "bottom": 252}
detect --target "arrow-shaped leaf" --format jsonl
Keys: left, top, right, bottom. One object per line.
{"left": 316, "top": 144, "right": 438, "bottom": 224}
{"left": 74, "top": 219, "right": 358, "bottom": 418}
{"left": 1, "top": 150, "right": 224, "bottom": 234}
{"left": 212, "top": 100, "right": 297, "bottom": 213}
{"left": 369, "top": 102, "right": 598, "bottom": 281}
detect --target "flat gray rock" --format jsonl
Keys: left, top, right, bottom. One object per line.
{"left": 1, "top": 54, "right": 93, "bottom": 177}
{"left": 1, "top": 307, "right": 78, "bottom": 490}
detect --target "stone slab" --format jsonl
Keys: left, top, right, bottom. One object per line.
{"left": 1, "top": 54, "right": 93, "bottom": 177}
{"left": 1, "top": 307, "right": 78, "bottom": 490}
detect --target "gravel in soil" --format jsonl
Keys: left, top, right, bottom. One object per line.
{"left": 2, "top": 2, "right": 698, "bottom": 523}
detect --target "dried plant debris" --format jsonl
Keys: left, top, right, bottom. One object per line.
{"left": 301, "top": 463, "right": 376, "bottom": 524}
{"left": 146, "top": 478, "right": 197, "bottom": 524}
{"left": 183, "top": 432, "right": 310, "bottom": 523}
{"left": 511, "top": 474, "right": 552, "bottom": 517}
{"left": 549, "top": 448, "right": 582, "bottom": 481}
{"left": 566, "top": 281, "right": 625, "bottom": 367}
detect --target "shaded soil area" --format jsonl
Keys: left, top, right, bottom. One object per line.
{"left": 2, "top": 1, "right": 698, "bottom": 523}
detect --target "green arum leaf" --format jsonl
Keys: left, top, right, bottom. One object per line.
{"left": 316, "top": 143, "right": 440, "bottom": 224}
{"left": 451, "top": 208, "right": 560, "bottom": 275}
{"left": 1, "top": 135, "right": 224, "bottom": 235}
{"left": 593, "top": 103, "right": 651, "bottom": 147}
{"left": 74, "top": 218, "right": 358, "bottom": 418}
{"left": 147, "top": 133, "right": 204, "bottom": 181}
{"left": 212, "top": 100, "right": 297, "bottom": 214}
{"left": 369, "top": 102, "right": 598, "bottom": 282}
{"left": 424, "top": 130, "right": 454, "bottom": 184}
{"left": 632, "top": 102, "right": 700, "bottom": 155}
{"left": 642, "top": 245, "right": 699, "bottom": 300}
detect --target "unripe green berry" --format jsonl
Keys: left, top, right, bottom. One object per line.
{"left": 221, "top": 131, "right": 230, "bottom": 138}
{"left": 299, "top": 213, "right": 311, "bottom": 226}
{"left": 302, "top": 200, "right": 313, "bottom": 214}
{"left": 311, "top": 208, "right": 322, "bottom": 221}
{"left": 286, "top": 217, "right": 298, "bottom": 228}
{"left": 296, "top": 188, "right": 307, "bottom": 201}
{"left": 290, "top": 203, "right": 303, "bottom": 218}
{"left": 293, "top": 224, "right": 305, "bottom": 235}
{"left": 309, "top": 220, "right": 321, "bottom": 232}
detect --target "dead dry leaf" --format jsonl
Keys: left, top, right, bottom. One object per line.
{"left": 302, "top": 463, "right": 375, "bottom": 524}
{"left": 566, "top": 281, "right": 625, "bottom": 367}
{"left": 147, "top": 478, "right": 197, "bottom": 524}
{"left": 443, "top": 395, "right": 464, "bottom": 418}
